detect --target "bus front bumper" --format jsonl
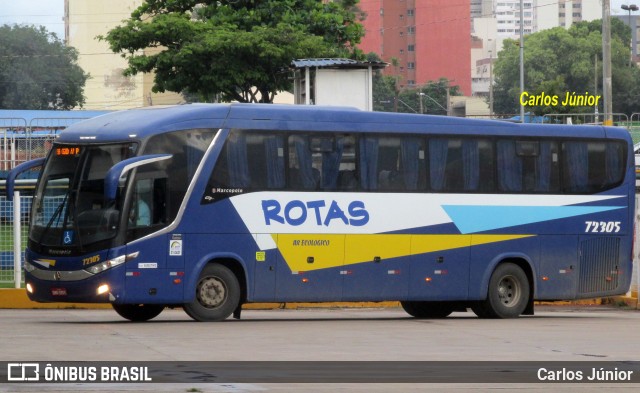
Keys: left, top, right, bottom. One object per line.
{"left": 24, "top": 265, "right": 125, "bottom": 303}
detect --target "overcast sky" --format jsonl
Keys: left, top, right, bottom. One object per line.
{"left": 0, "top": 0, "right": 634, "bottom": 41}
{"left": 0, "top": 0, "right": 65, "bottom": 37}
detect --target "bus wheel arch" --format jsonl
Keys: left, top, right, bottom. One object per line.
{"left": 472, "top": 258, "right": 534, "bottom": 319}
{"left": 183, "top": 259, "right": 246, "bottom": 322}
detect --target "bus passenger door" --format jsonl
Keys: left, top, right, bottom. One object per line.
{"left": 275, "top": 234, "right": 344, "bottom": 302}
{"left": 342, "top": 235, "right": 410, "bottom": 301}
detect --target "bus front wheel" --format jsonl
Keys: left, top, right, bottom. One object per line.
{"left": 472, "top": 263, "right": 529, "bottom": 319}
{"left": 400, "top": 301, "right": 453, "bottom": 318}
{"left": 112, "top": 304, "right": 164, "bottom": 322}
{"left": 184, "top": 264, "right": 240, "bottom": 322}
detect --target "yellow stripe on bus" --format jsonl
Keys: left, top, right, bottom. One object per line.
{"left": 274, "top": 234, "right": 533, "bottom": 272}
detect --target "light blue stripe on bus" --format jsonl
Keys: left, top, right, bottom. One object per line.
{"left": 442, "top": 205, "right": 624, "bottom": 234}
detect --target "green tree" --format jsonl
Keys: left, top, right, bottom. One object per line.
{"left": 372, "top": 74, "right": 398, "bottom": 112}
{"left": 365, "top": 52, "right": 396, "bottom": 112}
{"left": 492, "top": 18, "right": 640, "bottom": 116}
{"left": 0, "top": 25, "right": 88, "bottom": 110}
{"left": 101, "top": 0, "right": 364, "bottom": 103}
{"left": 396, "top": 79, "right": 461, "bottom": 115}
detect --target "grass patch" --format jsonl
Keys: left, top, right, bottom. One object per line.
{"left": 0, "top": 281, "right": 23, "bottom": 289}
{"left": 0, "top": 223, "right": 28, "bottom": 252}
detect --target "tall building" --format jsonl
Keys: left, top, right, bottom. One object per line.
{"left": 65, "top": 0, "right": 183, "bottom": 110}
{"left": 471, "top": 0, "right": 495, "bottom": 19}
{"left": 614, "top": 14, "right": 640, "bottom": 65}
{"left": 536, "top": 0, "right": 602, "bottom": 32}
{"left": 469, "top": 0, "right": 602, "bottom": 97}
{"left": 494, "top": 0, "right": 534, "bottom": 38}
{"left": 358, "top": 0, "right": 471, "bottom": 95}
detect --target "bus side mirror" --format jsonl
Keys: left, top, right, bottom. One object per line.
{"left": 104, "top": 154, "right": 172, "bottom": 201}
{"left": 6, "top": 158, "right": 45, "bottom": 201}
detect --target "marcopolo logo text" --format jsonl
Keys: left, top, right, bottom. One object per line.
{"left": 262, "top": 199, "right": 369, "bottom": 227}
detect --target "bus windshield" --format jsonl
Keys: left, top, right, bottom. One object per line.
{"left": 30, "top": 143, "right": 137, "bottom": 249}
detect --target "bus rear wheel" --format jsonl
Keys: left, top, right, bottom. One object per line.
{"left": 400, "top": 301, "right": 453, "bottom": 318}
{"left": 112, "top": 304, "right": 164, "bottom": 322}
{"left": 184, "top": 264, "right": 240, "bottom": 322}
{"left": 472, "top": 263, "right": 529, "bottom": 319}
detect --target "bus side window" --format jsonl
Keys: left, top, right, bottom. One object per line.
{"left": 429, "top": 137, "right": 492, "bottom": 193}
{"left": 209, "top": 131, "right": 285, "bottom": 192}
{"left": 288, "top": 135, "right": 319, "bottom": 190}
{"left": 372, "top": 136, "right": 425, "bottom": 192}
{"left": 563, "top": 141, "right": 625, "bottom": 193}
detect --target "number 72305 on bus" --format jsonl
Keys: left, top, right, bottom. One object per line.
{"left": 8, "top": 104, "right": 635, "bottom": 321}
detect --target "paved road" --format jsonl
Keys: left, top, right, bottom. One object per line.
{"left": 0, "top": 305, "right": 639, "bottom": 392}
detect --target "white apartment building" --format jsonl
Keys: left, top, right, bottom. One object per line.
{"left": 471, "top": 0, "right": 602, "bottom": 97}
{"left": 537, "top": 0, "right": 602, "bottom": 32}
{"left": 495, "top": 0, "right": 534, "bottom": 38}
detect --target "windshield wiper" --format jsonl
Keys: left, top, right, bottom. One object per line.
{"left": 37, "top": 188, "right": 70, "bottom": 245}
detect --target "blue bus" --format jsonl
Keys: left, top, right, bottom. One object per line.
{"left": 8, "top": 104, "right": 635, "bottom": 321}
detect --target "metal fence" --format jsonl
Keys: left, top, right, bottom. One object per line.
{"left": 0, "top": 116, "right": 89, "bottom": 286}
{"left": 628, "top": 113, "right": 640, "bottom": 145}
{"left": 0, "top": 195, "right": 30, "bottom": 285}
{"left": 544, "top": 113, "right": 630, "bottom": 126}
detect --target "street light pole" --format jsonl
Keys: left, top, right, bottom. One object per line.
{"left": 622, "top": 4, "right": 638, "bottom": 66}
{"left": 418, "top": 92, "right": 424, "bottom": 114}
{"left": 603, "top": 0, "right": 613, "bottom": 125}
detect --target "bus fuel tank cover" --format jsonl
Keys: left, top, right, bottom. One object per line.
{"left": 149, "top": 288, "right": 157, "bottom": 295}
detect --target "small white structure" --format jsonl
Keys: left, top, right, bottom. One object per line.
{"left": 292, "top": 58, "right": 387, "bottom": 111}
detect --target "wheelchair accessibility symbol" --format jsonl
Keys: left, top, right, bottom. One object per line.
{"left": 63, "top": 231, "right": 74, "bottom": 245}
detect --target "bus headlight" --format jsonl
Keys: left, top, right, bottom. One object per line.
{"left": 97, "top": 284, "right": 110, "bottom": 295}
{"left": 85, "top": 255, "right": 126, "bottom": 275}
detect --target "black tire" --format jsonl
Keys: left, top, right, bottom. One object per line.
{"left": 400, "top": 301, "right": 453, "bottom": 318}
{"left": 112, "top": 303, "right": 164, "bottom": 322}
{"left": 183, "top": 264, "right": 240, "bottom": 322}
{"left": 472, "top": 263, "right": 529, "bottom": 319}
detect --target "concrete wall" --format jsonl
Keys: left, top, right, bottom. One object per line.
{"left": 68, "top": 0, "right": 183, "bottom": 109}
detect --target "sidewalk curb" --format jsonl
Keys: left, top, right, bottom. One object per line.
{"left": 1, "top": 288, "right": 637, "bottom": 310}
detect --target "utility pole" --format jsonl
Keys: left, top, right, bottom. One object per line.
{"left": 603, "top": 0, "right": 613, "bottom": 125}
{"left": 594, "top": 54, "right": 599, "bottom": 122}
{"left": 489, "top": 51, "right": 494, "bottom": 118}
{"left": 519, "top": 0, "right": 525, "bottom": 123}
{"left": 446, "top": 86, "right": 451, "bottom": 116}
